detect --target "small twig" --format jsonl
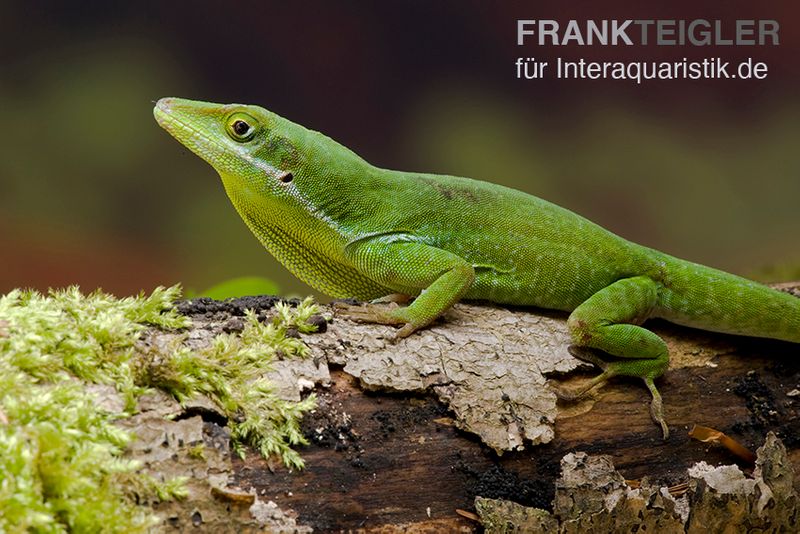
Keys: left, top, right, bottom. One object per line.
{"left": 689, "top": 424, "right": 756, "bottom": 464}
{"left": 455, "top": 508, "right": 480, "bottom": 522}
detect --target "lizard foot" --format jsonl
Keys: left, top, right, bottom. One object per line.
{"left": 549, "top": 371, "right": 612, "bottom": 401}
{"left": 645, "top": 377, "right": 669, "bottom": 440}
{"left": 333, "top": 302, "right": 418, "bottom": 340}
{"left": 549, "top": 345, "right": 614, "bottom": 400}
{"left": 552, "top": 345, "right": 670, "bottom": 439}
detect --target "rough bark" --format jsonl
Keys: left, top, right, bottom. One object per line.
{"left": 476, "top": 432, "right": 798, "bottom": 533}
{"left": 133, "top": 283, "right": 800, "bottom": 532}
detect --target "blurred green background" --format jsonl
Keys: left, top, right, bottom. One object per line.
{"left": 1, "top": 1, "right": 798, "bottom": 298}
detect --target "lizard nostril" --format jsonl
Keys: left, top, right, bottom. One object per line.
{"left": 156, "top": 97, "right": 173, "bottom": 112}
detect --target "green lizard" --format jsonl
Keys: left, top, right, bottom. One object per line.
{"left": 154, "top": 97, "right": 800, "bottom": 438}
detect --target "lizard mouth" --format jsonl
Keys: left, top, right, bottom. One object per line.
{"left": 153, "top": 98, "right": 228, "bottom": 164}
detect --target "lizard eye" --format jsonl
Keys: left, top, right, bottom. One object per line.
{"left": 225, "top": 113, "right": 258, "bottom": 142}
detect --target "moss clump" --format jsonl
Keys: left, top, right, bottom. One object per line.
{"left": 140, "top": 301, "right": 318, "bottom": 469}
{"left": 0, "top": 286, "right": 318, "bottom": 532}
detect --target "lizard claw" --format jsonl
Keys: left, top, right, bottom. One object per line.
{"left": 394, "top": 323, "right": 418, "bottom": 339}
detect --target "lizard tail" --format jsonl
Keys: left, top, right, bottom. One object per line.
{"left": 655, "top": 256, "right": 800, "bottom": 344}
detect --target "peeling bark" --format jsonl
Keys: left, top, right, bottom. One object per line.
{"left": 126, "top": 285, "right": 800, "bottom": 531}
{"left": 476, "top": 433, "right": 798, "bottom": 533}
{"left": 310, "top": 303, "right": 578, "bottom": 451}
{"left": 113, "top": 389, "right": 312, "bottom": 533}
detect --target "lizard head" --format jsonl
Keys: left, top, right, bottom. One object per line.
{"left": 153, "top": 97, "right": 308, "bottom": 215}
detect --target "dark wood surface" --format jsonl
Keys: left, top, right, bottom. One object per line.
{"left": 234, "top": 322, "right": 800, "bottom": 532}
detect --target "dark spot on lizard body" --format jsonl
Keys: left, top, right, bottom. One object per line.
{"left": 650, "top": 261, "right": 673, "bottom": 291}
{"left": 420, "top": 177, "right": 479, "bottom": 203}
{"left": 265, "top": 136, "right": 300, "bottom": 168}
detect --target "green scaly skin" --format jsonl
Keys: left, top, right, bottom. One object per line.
{"left": 154, "top": 97, "right": 800, "bottom": 438}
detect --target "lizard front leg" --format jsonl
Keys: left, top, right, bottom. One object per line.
{"left": 552, "top": 275, "right": 672, "bottom": 438}
{"left": 334, "top": 240, "right": 475, "bottom": 338}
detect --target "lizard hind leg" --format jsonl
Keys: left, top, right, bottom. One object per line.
{"left": 553, "top": 276, "right": 672, "bottom": 439}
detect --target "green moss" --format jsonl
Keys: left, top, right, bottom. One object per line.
{"left": 0, "top": 286, "right": 318, "bottom": 532}
{"left": 187, "top": 443, "right": 206, "bottom": 460}
{"left": 139, "top": 299, "right": 319, "bottom": 469}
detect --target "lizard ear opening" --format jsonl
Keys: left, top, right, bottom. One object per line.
{"left": 279, "top": 172, "right": 294, "bottom": 184}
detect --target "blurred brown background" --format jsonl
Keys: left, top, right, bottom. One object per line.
{"left": 1, "top": 1, "right": 798, "bottom": 297}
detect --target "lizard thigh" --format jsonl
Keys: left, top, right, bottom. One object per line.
{"left": 566, "top": 276, "right": 669, "bottom": 379}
